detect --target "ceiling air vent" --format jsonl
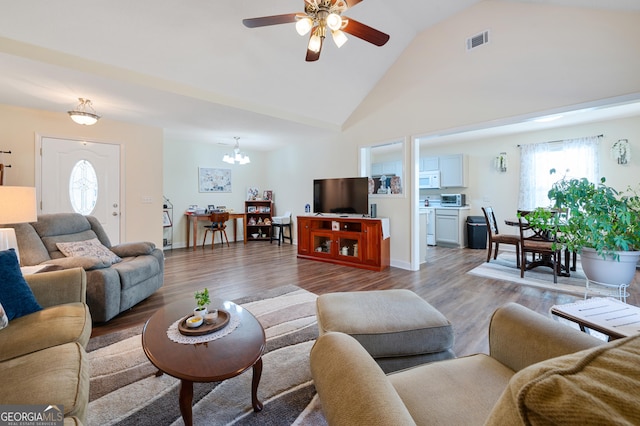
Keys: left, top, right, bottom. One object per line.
{"left": 466, "top": 30, "right": 489, "bottom": 51}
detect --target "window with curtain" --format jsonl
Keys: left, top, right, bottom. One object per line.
{"left": 519, "top": 136, "right": 600, "bottom": 210}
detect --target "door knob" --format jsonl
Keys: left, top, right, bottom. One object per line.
{"left": 112, "top": 212, "right": 118, "bottom": 216}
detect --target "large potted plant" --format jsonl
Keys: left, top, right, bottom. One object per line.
{"left": 526, "top": 172, "right": 640, "bottom": 287}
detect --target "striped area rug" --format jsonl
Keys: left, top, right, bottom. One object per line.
{"left": 467, "top": 253, "right": 604, "bottom": 297}
{"left": 86, "top": 285, "right": 327, "bottom": 426}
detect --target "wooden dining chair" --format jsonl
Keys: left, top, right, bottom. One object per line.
{"left": 481, "top": 206, "right": 521, "bottom": 268}
{"left": 202, "top": 211, "right": 230, "bottom": 249}
{"left": 517, "top": 210, "right": 562, "bottom": 283}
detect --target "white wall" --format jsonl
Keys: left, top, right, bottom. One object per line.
{"left": 0, "top": 103, "right": 164, "bottom": 247}
{"left": 335, "top": 1, "right": 640, "bottom": 268}
{"left": 162, "top": 138, "right": 270, "bottom": 247}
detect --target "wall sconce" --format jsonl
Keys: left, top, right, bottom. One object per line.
{"left": 0, "top": 186, "right": 38, "bottom": 264}
{"left": 495, "top": 152, "right": 507, "bottom": 172}
{"left": 611, "top": 139, "right": 630, "bottom": 165}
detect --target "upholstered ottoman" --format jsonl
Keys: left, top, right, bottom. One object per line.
{"left": 316, "top": 289, "right": 455, "bottom": 373}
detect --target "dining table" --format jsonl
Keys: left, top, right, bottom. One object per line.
{"left": 504, "top": 217, "right": 572, "bottom": 277}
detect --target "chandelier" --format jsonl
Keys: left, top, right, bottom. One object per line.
{"left": 223, "top": 137, "right": 251, "bottom": 165}
{"left": 68, "top": 98, "right": 100, "bottom": 125}
{"left": 295, "top": 0, "right": 349, "bottom": 52}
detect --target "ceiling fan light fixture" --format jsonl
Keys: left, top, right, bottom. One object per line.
{"left": 308, "top": 33, "right": 322, "bottom": 53}
{"left": 68, "top": 98, "right": 100, "bottom": 125}
{"left": 332, "top": 29, "right": 348, "bottom": 48}
{"left": 326, "top": 13, "right": 342, "bottom": 31}
{"left": 295, "top": 17, "right": 313, "bottom": 36}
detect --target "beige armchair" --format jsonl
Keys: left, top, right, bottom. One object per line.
{"left": 0, "top": 268, "right": 91, "bottom": 425}
{"left": 309, "top": 303, "right": 640, "bottom": 425}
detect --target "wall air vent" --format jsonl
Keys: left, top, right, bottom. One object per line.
{"left": 466, "top": 30, "right": 489, "bottom": 51}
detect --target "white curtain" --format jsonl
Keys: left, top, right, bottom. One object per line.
{"left": 519, "top": 136, "right": 600, "bottom": 210}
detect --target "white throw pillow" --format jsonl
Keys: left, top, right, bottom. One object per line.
{"left": 0, "top": 301, "right": 8, "bottom": 330}
{"left": 56, "top": 238, "right": 122, "bottom": 265}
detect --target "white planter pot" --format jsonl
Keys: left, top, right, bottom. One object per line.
{"left": 193, "top": 307, "right": 208, "bottom": 318}
{"left": 580, "top": 247, "right": 640, "bottom": 286}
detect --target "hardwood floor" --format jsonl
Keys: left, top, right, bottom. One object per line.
{"left": 91, "top": 242, "right": 639, "bottom": 356}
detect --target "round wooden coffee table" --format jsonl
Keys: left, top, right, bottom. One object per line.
{"left": 142, "top": 297, "right": 266, "bottom": 426}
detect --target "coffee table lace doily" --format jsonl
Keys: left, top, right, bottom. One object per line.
{"left": 166, "top": 313, "right": 241, "bottom": 344}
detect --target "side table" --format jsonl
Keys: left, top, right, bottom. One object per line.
{"left": 551, "top": 297, "right": 640, "bottom": 341}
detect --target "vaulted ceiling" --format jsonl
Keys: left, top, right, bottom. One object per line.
{"left": 1, "top": 0, "right": 639, "bottom": 150}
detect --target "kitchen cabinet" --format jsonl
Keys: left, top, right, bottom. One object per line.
{"left": 435, "top": 208, "right": 468, "bottom": 248}
{"left": 372, "top": 160, "right": 402, "bottom": 176}
{"left": 419, "top": 156, "right": 439, "bottom": 172}
{"left": 439, "top": 154, "right": 468, "bottom": 188}
{"left": 297, "top": 216, "right": 390, "bottom": 271}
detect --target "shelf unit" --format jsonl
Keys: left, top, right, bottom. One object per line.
{"left": 163, "top": 197, "right": 173, "bottom": 250}
{"left": 297, "top": 216, "right": 390, "bottom": 271}
{"left": 244, "top": 200, "right": 273, "bottom": 243}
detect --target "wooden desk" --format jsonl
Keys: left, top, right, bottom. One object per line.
{"left": 551, "top": 297, "right": 640, "bottom": 341}
{"left": 185, "top": 213, "right": 244, "bottom": 250}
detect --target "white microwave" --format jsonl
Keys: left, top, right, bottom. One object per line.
{"left": 419, "top": 171, "right": 440, "bottom": 189}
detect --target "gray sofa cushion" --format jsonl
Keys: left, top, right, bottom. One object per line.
{"left": 5, "top": 223, "right": 50, "bottom": 266}
{"left": 110, "top": 242, "right": 155, "bottom": 258}
{"left": 113, "top": 256, "right": 162, "bottom": 290}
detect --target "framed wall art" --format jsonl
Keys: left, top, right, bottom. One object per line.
{"left": 163, "top": 211, "right": 172, "bottom": 227}
{"left": 247, "top": 187, "right": 259, "bottom": 200}
{"left": 199, "top": 167, "right": 232, "bottom": 193}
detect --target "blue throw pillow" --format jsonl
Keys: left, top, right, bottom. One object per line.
{"left": 0, "top": 249, "right": 42, "bottom": 320}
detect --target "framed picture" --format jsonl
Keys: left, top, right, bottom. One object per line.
{"left": 163, "top": 211, "right": 172, "bottom": 227}
{"left": 247, "top": 187, "right": 259, "bottom": 200}
{"left": 207, "top": 204, "right": 215, "bottom": 212}
{"left": 263, "top": 190, "right": 273, "bottom": 201}
{"left": 199, "top": 167, "right": 232, "bottom": 193}
{"left": 247, "top": 206, "right": 257, "bottom": 213}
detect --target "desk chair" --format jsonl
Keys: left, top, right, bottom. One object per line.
{"left": 518, "top": 210, "right": 562, "bottom": 283}
{"left": 270, "top": 211, "right": 292, "bottom": 246}
{"left": 482, "top": 207, "right": 521, "bottom": 268}
{"left": 202, "top": 211, "right": 230, "bottom": 249}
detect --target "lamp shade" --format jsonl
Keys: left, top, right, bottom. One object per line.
{"left": 0, "top": 186, "right": 36, "bottom": 264}
{"left": 0, "top": 186, "right": 37, "bottom": 224}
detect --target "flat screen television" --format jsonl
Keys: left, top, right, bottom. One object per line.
{"left": 313, "top": 177, "right": 369, "bottom": 215}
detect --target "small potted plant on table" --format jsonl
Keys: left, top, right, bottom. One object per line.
{"left": 194, "top": 288, "right": 210, "bottom": 318}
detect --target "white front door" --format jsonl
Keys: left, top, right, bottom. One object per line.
{"left": 38, "top": 137, "right": 121, "bottom": 244}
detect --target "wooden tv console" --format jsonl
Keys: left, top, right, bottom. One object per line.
{"left": 297, "top": 215, "right": 390, "bottom": 272}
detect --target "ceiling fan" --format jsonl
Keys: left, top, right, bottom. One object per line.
{"left": 242, "top": 0, "right": 390, "bottom": 62}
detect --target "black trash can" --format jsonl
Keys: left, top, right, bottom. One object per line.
{"left": 467, "top": 216, "right": 487, "bottom": 249}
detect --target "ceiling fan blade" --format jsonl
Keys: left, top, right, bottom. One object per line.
{"left": 242, "top": 13, "right": 298, "bottom": 28}
{"left": 342, "top": 17, "right": 390, "bottom": 46}
{"left": 345, "top": 0, "right": 364, "bottom": 8}
{"left": 306, "top": 48, "right": 321, "bottom": 62}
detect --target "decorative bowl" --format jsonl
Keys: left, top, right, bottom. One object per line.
{"left": 185, "top": 316, "right": 203, "bottom": 328}
{"left": 251, "top": 233, "right": 259, "bottom": 238}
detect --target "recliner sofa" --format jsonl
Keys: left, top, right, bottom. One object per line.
{"left": 5, "top": 212, "right": 163, "bottom": 322}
